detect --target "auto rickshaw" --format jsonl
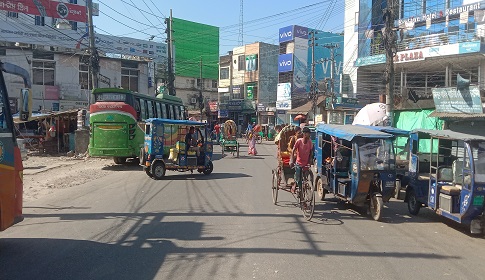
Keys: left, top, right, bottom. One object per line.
{"left": 405, "top": 129, "right": 485, "bottom": 234}
{"left": 220, "top": 119, "right": 239, "bottom": 157}
{"left": 359, "top": 125, "right": 411, "bottom": 199}
{"left": 314, "top": 124, "right": 396, "bottom": 221}
{"left": 141, "top": 118, "right": 213, "bottom": 179}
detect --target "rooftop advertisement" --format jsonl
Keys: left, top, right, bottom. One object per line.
{"left": 0, "top": 0, "right": 87, "bottom": 22}
{"left": 0, "top": 21, "right": 167, "bottom": 60}
{"left": 279, "top": 25, "right": 309, "bottom": 43}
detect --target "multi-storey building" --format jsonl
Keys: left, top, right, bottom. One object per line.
{"left": 276, "top": 25, "right": 344, "bottom": 124}
{"left": 344, "top": 0, "right": 485, "bottom": 131}
{"left": 218, "top": 42, "right": 279, "bottom": 127}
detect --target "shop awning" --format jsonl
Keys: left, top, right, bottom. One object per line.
{"left": 428, "top": 111, "right": 485, "bottom": 119}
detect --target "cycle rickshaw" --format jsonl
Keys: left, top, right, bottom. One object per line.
{"left": 271, "top": 125, "right": 315, "bottom": 220}
{"left": 220, "top": 119, "right": 239, "bottom": 157}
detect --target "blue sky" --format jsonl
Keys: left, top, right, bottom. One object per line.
{"left": 94, "top": 0, "right": 345, "bottom": 55}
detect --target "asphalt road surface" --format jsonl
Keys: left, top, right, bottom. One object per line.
{"left": 2, "top": 142, "right": 485, "bottom": 280}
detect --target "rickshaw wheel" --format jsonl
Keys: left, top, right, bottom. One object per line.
{"left": 407, "top": 189, "right": 421, "bottom": 215}
{"left": 236, "top": 145, "right": 240, "bottom": 158}
{"left": 203, "top": 161, "right": 213, "bottom": 175}
{"left": 152, "top": 161, "right": 166, "bottom": 180}
{"left": 316, "top": 177, "right": 326, "bottom": 201}
{"left": 369, "top": 194, "right": 383, "bottom": 221}
{"left": 301, "top": 173, "right": 315, "bottom": 221}
{"left": 272, "top": 170, "right": 279, "bottom": 204}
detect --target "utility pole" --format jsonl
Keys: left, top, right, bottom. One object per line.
{"left": 323, "top": 43, "right": 340, "bottom": 104}
{"left": 86, "top": 0, "right": 98, "bottom": 100}
{"left": 165, "top": 9, "right": 176, "bottom": 96}
{"left": 199, "top": 56, "right": 204, "bottom": 122}
{"left": 309, "top": 31, "right": 318, "bottom": 125}
{"left": 383, "top": 0, "right": 397, "bottom": 126}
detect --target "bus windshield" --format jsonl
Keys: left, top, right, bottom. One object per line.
{"left": 359, "top": 139, "right": 395, "bottom": 171}
{"left": 95, "top": 92, "right": 127, "bottom": 102}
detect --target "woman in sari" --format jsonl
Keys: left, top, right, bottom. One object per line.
{"left": 248, "top": 129, "right": 258, "bottom": 155}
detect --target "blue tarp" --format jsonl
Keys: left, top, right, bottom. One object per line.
{"left": 146, "top": 118, "right": 206, "bottom": 126}
{"left": 316, "top": 124, "right": 392, "bottom": 141}
{"left": 356, "top": 125, "right": 410, "bottom": 136}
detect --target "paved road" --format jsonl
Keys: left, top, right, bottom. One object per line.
{"left": 2, "top": 142, "right": 485, "bottom": 280}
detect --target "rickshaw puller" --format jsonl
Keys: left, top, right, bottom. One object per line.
{"left": 290, "top": 127, "right": 313, "bottom": 194}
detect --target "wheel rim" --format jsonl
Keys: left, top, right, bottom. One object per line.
{"left": 154, "top": 165, "right": 164, "bottom": 177}
{"left": 302, "top": 180, "right": 314, "bottom": 220}
{"left": 272, "top": 172, "right": 278, "bottom": 204}
{"left": 409, "top": 193, "right": 417, "bottom": 211}
{"left": 370, "top": 195, "right": 382, "bottom": 221}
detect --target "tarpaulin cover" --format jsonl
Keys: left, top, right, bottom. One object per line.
{"left": 316, "top": 124, "right": 392, "bottom": 141}
{"left": 394, "top": 109, "right": 443, "bottom": 153}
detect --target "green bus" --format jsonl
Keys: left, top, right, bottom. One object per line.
{"left": 88, "top": 88, "right": 186, "bottom": 164}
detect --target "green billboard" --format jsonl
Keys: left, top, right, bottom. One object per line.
{"left": 172, "top": 18, "right": 219, "bottom": 80}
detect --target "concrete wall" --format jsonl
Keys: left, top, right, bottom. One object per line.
{"left": 343, "top": 0, "right": 359, "bottom": 96}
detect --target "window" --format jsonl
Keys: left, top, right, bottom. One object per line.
{"left": 134, "top": 98, "right": 141, "bottom": 120}
{"left": 169, "top": 105, "right": 175, "bottom": 120}
{"left": 33, "top": 60, "right": 55, "bottom": 85}
{"left": 0, "top": 84, "right": 12, "bottom": 131}
{"left": 140, "top": 99, "right": 147, "bottom": 120}
{"left": 174, "top": 106, "right": 180, "bottom": 120}
{"left": 179, "top": 105, "right": 185, "bottom": 119}
{"left": 156, "top": 103, "right": 162, "bottom": 118}
{"left": 35, "top": 16, "right": 45, "bottom": 26}
{"left": 197, "top": 78, "right": 203, "bottom": 88}
{"left": 212, "top": 80, "right": 217, "bottom": 88}
{"left": 79, "top": 57, "right": 90, "bottom": 90}
{"left": 220, "top": 67, "right": 229, "bottom": 79}
{"left": 238, "top": 55, "right": 245, "bottom": 71}
{"left": 6, "top": 12, "right": 18, "bottom": 18}
{"left": 121, "top": 61, "right": 139, "bottom": 92}
{"left": 161, "top": 104, "right": 167, "bottom": 119}
{"left": 69, "top": 0, "right": 78, "bottom": 30}
{"left": 147, "top": 101, "right": 153, "bottom": 118}
{"left": 232, "top": 86, "right": 242, "bottom": 99}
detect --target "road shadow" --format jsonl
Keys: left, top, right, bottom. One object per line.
{"left": 156, "top": 172, "right": 252, "bottom": 181}
{"left": 23, "top": 165, "right": 47, "bottom": 170}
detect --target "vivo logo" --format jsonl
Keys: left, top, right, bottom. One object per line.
{"left": 280, "top": 60, "right": 292, "bottom": 67}
{"left": 296, "top": 29, "right": 307, "bottom": 36}
{"left": 280, "top": 31, "right": 292, "bottom": 39}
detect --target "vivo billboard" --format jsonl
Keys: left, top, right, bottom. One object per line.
{"left": 279, "top": 25, "right": 293, "bottom": 43}
{"left": 293, "top": 25, "right": 309, "bottom": 39}
{"left": 278, "top": 53, "right": 293, "bottom": 73}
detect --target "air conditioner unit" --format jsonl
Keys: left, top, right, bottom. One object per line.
{"left": 15, "top": 42, "right": 29, "bottom": 48}
{"left": 191, "top": 98, "right": 197, "bottom": 104}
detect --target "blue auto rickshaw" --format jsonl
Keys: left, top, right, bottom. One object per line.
{"left": 358, "top": 125, "right": 411, "bottom": 199}
{"left": 140, "top": 119, "right": 214, "bottom": 179}
{"left": 405, "top": 129, "right": 485, "bottom": 234}
{"left": 314, "top": 124, "right": 396, "bottom": 221}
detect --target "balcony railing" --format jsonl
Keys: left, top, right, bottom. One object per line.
{"left": 370, "top": 30, "right": 480, "bottom": 56}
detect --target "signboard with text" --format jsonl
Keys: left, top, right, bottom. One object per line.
{"left": 432, "top": 86, "right": 483, "bottom": 114}
{"left": 276, "top": 82, "right": 292, "bottom": 110}
{"left": 278, "top": 53, "right": 293, "bottom": 73}
{"left": 0, "top": 0, "right": 87, "bottom": 22}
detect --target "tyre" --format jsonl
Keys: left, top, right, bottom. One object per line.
{"left": 316, "top": 177, "right": 326, "bottom": 201}
{"left": 151, "top": 161, "right": 166, "bottom": 180}
{"left": 301, "top": 172, "right": 315, "bottom": 220}
{"left": 145, "top": 167, "right": 153, "bottom": 178}
{"left": 369, "top": 194, "right": 384, "bottom": 221}
{"left": 272, "top": 171, "right": 279, "bottom": 205}
{"left": 113, "top": 157, "right": 126, "bottom": 164}
{"left": 407, "top": 189, "right": 421, "bottom": 215}
{"left": 203, "top": 161, "right": 213, "bottom": 175}
{"left": 140, "top": 148, "right": 146, "bottom": 166}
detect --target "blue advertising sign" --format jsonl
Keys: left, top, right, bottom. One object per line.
{"left": 218, "top": 110, "right": 228, "bottom": 118}
{"left": 354, "top": 54, "right": 386, "bottom": 67}
{"left": 279, "top": 25, "right": 293, "bottom": 43}
{"left": 459, "top": 41, "right": 481, "bottom": 54}
{"left": 294, "top": 25, "right": 309, "bottom": 39}
{"left": 278, "top": 53, "right": 293, "bottom": 73}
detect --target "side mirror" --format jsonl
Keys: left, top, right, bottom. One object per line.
{"left": 19, "top": 88, "right": 32, "bottom": 121}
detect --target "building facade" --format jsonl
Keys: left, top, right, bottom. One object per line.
{"left": 218, "top": 42, "right": 279, "bottom": 127}
{"left": 344, "top": 0, "right": 485, "bottom": 113}
{"left": 276, "top": 25, "right": 344, "bottom": 124}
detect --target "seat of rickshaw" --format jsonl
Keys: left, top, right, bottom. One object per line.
{"left": 440, "top": 185, "right": 461, "bottom": 195}
{"left": 418, "top": 173, "right": 430, "bottom": 180}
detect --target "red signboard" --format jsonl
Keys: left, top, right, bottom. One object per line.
{"left": 208, "top": 101, "right": 218, "bottom": 112}
{"left": 0, "top": 0, "right": 87, "bottom": 22}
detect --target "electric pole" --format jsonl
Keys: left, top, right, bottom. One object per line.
{"left": 165, "top": 9, "right": 176, "bottom": 96}
{"left": 199, "top": 56, "right": 204, "bottom": 122}
{"left": 383, "top": 0, "right": 397, "bottom": 126}
{"left": 87, "top": 0, "right": 98, "bottom": 98}
{"left": 309, "top": 31, "right": 318, "bottom": 125}
{"left": 323, "top": 43, "right": 339, "bottom": 103}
